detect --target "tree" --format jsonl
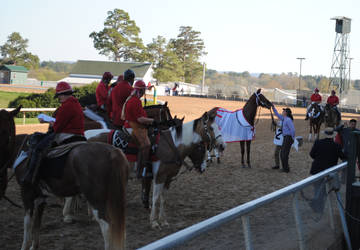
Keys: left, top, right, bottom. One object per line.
{"left": 89, "top": 9, "right": 145, "bottom": 62}
{"left": 146, "top": 36, "right": 184, "bottom": 82}
{"left": 0, "top": 32, "right": 39, "bottom": 69}
{"left": 170, "top": 26, "right": 207, "bottom": 83}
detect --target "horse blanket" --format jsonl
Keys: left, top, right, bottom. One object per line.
{"left": 215, "top": 108, "right": 254, "bottom": 143}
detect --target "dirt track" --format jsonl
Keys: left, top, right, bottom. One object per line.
{"left": 2, "top": 96, "right": 358, "bottom": 249}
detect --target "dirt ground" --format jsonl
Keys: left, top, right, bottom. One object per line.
{"left": 1, "top": 96, "right": 358, "bottom": 249}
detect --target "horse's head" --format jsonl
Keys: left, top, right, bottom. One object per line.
{"left": 188, "top": 142, "right": 207, "bottom": 173}
{"left": 309, "top": 103, "right": 322, "bottom": 119}
{"left": 255, "top": 89, "right": 272, "bottom": 109}
{"left": 0, "top": 106, "right": 21, "bottom": 199}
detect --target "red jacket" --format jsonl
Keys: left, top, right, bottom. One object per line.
{"left": 310, "top": 93, "right": 322, "bottom": 102}
{"left": 53, "top": 96, "right": 84, "bottom": 135}
{"left": 327, "top": 95, "right": 339, "bottom": 106}
{"left": 125, "top": 96, "right": 147, "bottom": 123}
{"left": 111, "top": 80, "right": 133, "bottom": 126}
{"left": 96, "top": 81, "right": 109, "bottom": 107}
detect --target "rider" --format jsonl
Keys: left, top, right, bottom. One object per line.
{"left": 22, "top": 81, "right": 85, "bottom": 185}
{"left": 96, "top": 72, "right": 113, "bottom": 112}
{"left": 327, "top": 90, "right": 341, "bottom": 122}
{"left": 107, "top": 74, "right": 123, "bottom": 119}
{"left": 123, "top": 80, "right": 155, "bottom": 208}
{"left": 305, "top": 88, "right": 322, "bottom": 120}
{"left": 110, "top": 69, "right": 135, "bottom": 127}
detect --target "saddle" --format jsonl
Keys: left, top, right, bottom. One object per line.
{"left": 108, "top": 127, "right": 182, "bottom": 166}
{"left": 27, "top": 133, "right": 87, "bottom": 180}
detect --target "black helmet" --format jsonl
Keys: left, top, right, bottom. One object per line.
{"left": 124, "top": 69, "right": 135, "bottom": 81}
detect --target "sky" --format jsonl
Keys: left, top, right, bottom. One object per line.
{"left": 1, "top": 0, "right": 360, "bottom": 79}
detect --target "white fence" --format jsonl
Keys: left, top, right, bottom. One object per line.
{"left": 139, "top": 162, "right": 351, "bottom": 250}
{"left": 4, "top": 108, "right": 56, "bottom": 125}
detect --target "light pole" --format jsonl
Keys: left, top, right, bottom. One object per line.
{"left": 296, "top": 57, "right": 305, "bottom": 91}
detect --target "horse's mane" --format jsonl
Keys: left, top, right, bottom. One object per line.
{"left": 144, "top": 104, "right": 168, "bottom": 110}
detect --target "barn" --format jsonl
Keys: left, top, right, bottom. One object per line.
{"left": 0, "top": 65, "right": 29, "bottom": 84}
{"left": 60, "top": 60, "right": 154, "bottom": 85}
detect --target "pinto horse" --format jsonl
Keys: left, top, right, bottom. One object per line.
{"left": 308, "top": 103, "right": 324, "bottom": 141}
{"left": 85, "top": 108, "right": 225, "bottom": 228}
{"left": 0, "top": 107, "right": 128, "bottom": 250}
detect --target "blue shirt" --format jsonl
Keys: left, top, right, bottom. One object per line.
{"left": 273, "top": 107, "right": 295, "bottom": 139}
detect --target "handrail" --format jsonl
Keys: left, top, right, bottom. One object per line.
{"left": 2, "top": 108, "right": 56, "bottom": 124}
{"left": 139, "top": 161, "right": 348, "bottom": 250}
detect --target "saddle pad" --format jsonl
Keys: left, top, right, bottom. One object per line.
{"left": 46, "top": 141, "right": 87, "bottom": 158}
{"left": 215, "top": 108, "right": 255, "bottom": 142}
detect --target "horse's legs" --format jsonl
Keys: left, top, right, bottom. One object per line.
{"left": 31, "top": 197, "right": 46, "bottom": 250}
{"left": 309, "top": 121, "right": 313, "bottom": 141}
{"left": 63, "top": 197, "right": 73, "bottom": 223}
{"left": 214, "top": 148, "right": 221, "bottom": 164}
{"left": 159, "top": 186, "right": 169, "bottom": 227}
{"left": 240, "top": 141, "right": 245, "bottom": 167}
{"left": 92, "top": 209, "right": 110, "bottom": 250}
{"left": 246, "top": 141, "right": 251, "bottom": 168}
{"left": 150, "top": 182, "right": 163, "bottom": 229}
{"left": 21, "top": 209, "right": 32, "bottom": 250}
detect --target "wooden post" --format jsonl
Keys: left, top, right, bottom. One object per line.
{"left": 22, "top": 112, "right": 26, "bottom": 125}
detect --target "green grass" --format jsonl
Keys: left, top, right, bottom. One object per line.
{"left": 14, "top": 118, "right": 40, "bottom": 125}
{"left": 0, "top": 91, "right": 31, "bottom": 108}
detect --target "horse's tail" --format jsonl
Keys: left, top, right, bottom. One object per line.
{"left": 106, "top": 148, "right": 129, "bottom": 250}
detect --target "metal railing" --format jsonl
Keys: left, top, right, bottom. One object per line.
{"left": 139, "top": 162, "right": 350, "bottom": 250}
{"left": 4, "top": 108, "right": 56, "bottom": 124}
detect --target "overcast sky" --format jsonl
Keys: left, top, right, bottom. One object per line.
{"left": 1, "top": 0, "right": 359, "bottom": 79}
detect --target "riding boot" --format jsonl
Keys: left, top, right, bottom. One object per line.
{"left": 141, "top": 177, "right": 152, "bottom": 209}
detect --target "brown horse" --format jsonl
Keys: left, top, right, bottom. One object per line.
{"left": 0, "top": 107, "right": 128, "bottom": 250}
{"left": 239, "top": 89, "right": 273, "bottom": 168}
{"left": 324, "top": 103, "right": 340, "bottom": 128}
{"left": 308, "top": 103, "right": 324, "bottom": 141}
{"left": 86, "top": 108, "right": 224, "bottom": 228}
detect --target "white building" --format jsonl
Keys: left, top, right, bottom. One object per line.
{"left": 60, "top": 60, "right": 154, "bottom": 85}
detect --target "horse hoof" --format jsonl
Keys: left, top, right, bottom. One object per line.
{"left": 247, "top": 164, "right": 251, "bottom": 168}
{"left": 63, "top": 215, "right": 73, "bottom": 224}
{"left": 151, "top": 221, "right": 161, "bottom": 229}
{"left": 217, "top": 158, "right": 221, "bottom": 164}
{"left": 241, "top": 164, "right": 246, "bottom": 168}
{"left": 161, "top": 221, "right": 170, "bottom": 227}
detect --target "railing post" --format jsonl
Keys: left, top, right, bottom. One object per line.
{"left": 22, "top": 112, "right": 26, "bottom": 125}
{"left": 241, "top": 215, "right": 253, "bottom": 250}
{"left": 292, "top": 192, "right": 306, "bottom": 250}
{"left": 326, "top": 182, "right": 335, "bottom": 230}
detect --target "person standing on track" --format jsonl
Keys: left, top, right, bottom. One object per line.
{"left": 271, "top": 105, "right": 295, "bottom": 173}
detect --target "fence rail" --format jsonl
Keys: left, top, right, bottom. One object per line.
{"left": 139, "top": 162, "right": 350, "bottom": 250}
{"left": 4, "top": 108, "right": 56, "bottom": 125}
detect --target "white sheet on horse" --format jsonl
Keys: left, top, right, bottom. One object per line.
{"left": 215, "top": 108, "right": 255, "bottom": 143}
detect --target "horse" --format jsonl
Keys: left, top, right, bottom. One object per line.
{"left": 324, "top": 103, "right": 340, "bottom": 128}
{"left": 85, "top": 108, "right": 225, "bottom": 228}
{"left": 0, "top": 107, "right": 128, "bottom": 250}
{"left": 308, "top": 102, "right": 324, "bottom": 141}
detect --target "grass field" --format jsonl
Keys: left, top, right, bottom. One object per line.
{"left": 0, "top": 91, "right": 30, "bottom": 108}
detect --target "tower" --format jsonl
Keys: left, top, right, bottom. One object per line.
{"left": 329, "top": 16, "right": 351, "bottom": 94}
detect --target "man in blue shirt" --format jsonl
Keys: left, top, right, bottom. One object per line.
{"left": 272, "top": 105, "right": 295, "bottom": 173}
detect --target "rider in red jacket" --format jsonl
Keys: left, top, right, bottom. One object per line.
{"left": 327, "top": 90, "right": 341, "bottom": 122}
{"left": 305, "top": 88, "right": 323, "bottom": 120}
{"left": 110, "top": 69, "right": 135, "bottom": 127}
{"left": 96, "top": 72, "right": 113, "bottom": 111}
{"left": 124, "top": 80, "right": 155, "bottom": 209}
{"left": 22, "top": 82, "right": 85, "bottom": 185}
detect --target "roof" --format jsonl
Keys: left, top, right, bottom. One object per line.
{"left": 0, "top": 65, "right": 29, "bottom": 72}
{"left": 70, "top": 60, "right": 152, "bottom": 77}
